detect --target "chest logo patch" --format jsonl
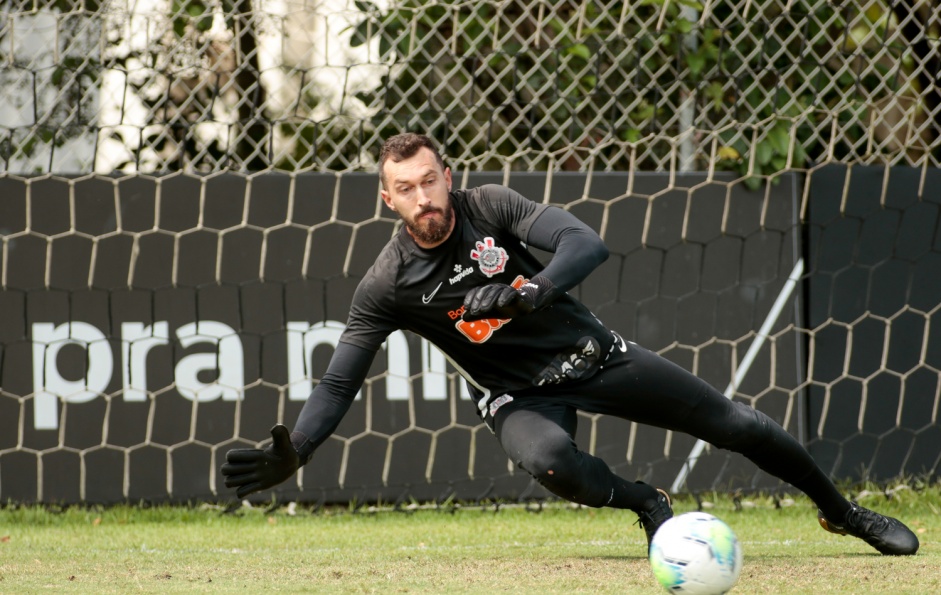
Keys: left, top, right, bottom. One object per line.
{"left": 470, "top": 237, "right": 509, "bottom": 278}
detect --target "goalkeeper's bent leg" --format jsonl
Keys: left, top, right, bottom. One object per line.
{"left": 493, "top": 401, "right": 661, "bottom": 511}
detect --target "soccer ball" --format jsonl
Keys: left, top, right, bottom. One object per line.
{"left": 648, "top": 512, "right": 743, "bottom": 595}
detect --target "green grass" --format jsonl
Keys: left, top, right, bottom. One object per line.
{"left": 1, "top": 486, "right": 938, "bottom": 594}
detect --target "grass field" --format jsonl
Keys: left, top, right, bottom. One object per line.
{"left": 1, "top": 486, "right": 938, "bottom": 594}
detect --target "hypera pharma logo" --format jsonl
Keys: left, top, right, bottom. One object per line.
{"left": 449, "top": 263, "right": 474, "bottom": 285}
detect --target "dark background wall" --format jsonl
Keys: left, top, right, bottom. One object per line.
{"left": 805, "top": 165, "right": 941, "bottom": 482}
{"left": 0, "top": 167, "right": 936, "bottom": 505}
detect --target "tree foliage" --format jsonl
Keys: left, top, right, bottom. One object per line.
{"left": 2, "top": 0, "right": 938, "bottom": 176}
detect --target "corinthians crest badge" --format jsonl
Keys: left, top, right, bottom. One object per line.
{"left": 470, "top": 237, "right": 509, "bottom": 277}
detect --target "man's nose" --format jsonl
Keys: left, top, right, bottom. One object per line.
{"left": 416, "top": 186, "right": 432, "bottom": 206}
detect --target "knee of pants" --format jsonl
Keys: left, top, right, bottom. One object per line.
{"left": 512, "top": 435, "right": 614, "bottom": 507}
{"left": 514, "top": 435, "right": 578, "bottom": 486}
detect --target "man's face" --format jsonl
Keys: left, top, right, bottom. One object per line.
{"left": 381, "top": 147, "right": 454, "bottom": 248}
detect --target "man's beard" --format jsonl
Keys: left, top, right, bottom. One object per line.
{"left": 404, "top": 204, "right": 454, "bottom": 245}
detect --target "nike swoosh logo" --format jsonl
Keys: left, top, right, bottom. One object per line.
{"left": 613, "top": 332, "right": 628, "bottom": 352}
{"left": 422, "top": 282, "right": 443, "bottom": 304}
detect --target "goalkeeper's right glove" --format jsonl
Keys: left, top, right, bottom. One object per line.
{"left": 462, "top": 275, "right": 559, "bottom": 322}
{"left": 221, "top": 424, "right": 300, "bottom": 498}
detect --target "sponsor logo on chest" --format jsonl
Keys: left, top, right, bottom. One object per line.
{"left": 450, "top": 263, "right": 473, "bottom": 285}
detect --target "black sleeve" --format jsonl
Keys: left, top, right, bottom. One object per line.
{"left": 524, "top": 205, "right": 610, "bottom": 292}
{"left": 290, "top": 341, "right": 377, "bottom": 465}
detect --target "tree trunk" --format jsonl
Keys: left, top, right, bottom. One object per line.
{"left": 891, "top": 0, "right": 941, "bottom": 157}
{"left": 233, "top": 0, "right": 270, "bottom": 170}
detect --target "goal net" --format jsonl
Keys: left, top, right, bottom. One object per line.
{"left": 1, "top": 1, "right": 939, "bottom": 505}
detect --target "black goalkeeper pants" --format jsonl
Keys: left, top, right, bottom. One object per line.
{"left": 490, "top": 338, "right": 822, "bottom": 508}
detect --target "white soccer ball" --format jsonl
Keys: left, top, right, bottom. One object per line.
{"left": 648, "top": 511, "right": 744, "bottom": 595}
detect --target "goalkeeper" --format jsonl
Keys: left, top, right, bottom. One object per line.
{"left": 222, "top": 133, "right": 918, "bottom": 556}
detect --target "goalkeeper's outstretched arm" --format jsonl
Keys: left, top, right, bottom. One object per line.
{"left": 525, "top": 204, "right": 609, "bottom": 291}
{"left": 221, "top": 342, "right": 375, "bottom": 498}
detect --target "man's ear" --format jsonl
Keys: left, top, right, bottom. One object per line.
{"left": 445, "top": 167, "right": 452, "bottom": 191}
{"left": 381, "top": 190, "right": 395, "bottom": 211}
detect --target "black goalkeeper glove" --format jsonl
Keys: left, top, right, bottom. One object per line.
{"left": 462, "top": 275, "right": 558, "bottom": 322}
{"left": 221, "top": 424, "right": 300, "bottom": 498}
{"left": 533, "top": 336, "right": 602, "bottom": 386}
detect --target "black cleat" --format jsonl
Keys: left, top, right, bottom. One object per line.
{"left": 635, "top": 484, "right": 673, "bottom": 552}
{"left": 818, "top": 503, "right": 919, "bottom": 556}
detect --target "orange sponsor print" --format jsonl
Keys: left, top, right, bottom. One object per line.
{"left": 455, "top": 275, "right": 526, "bottom": 343}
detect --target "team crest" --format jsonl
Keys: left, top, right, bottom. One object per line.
{"left": 470, "top": 237, "right": 509, "bottom": 277}
{"left": 471, "top": 237, "right": 510, "bottom": 277}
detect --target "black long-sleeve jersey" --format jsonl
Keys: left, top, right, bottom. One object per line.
{"left": 291, "top": 184, "right": 614, "bottom": 461}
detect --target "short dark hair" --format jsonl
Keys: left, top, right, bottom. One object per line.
{"left": 378, "top": 133, "right": 445, "bottom": 189}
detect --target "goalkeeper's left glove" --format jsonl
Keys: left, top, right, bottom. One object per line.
{"left": 533, "top": 336, "right": 602, "bottom": 386}
{"left": 221, "top": 424, "right": 300, "bottom": 498}
{"left": 462, "top": 275, "right": 559, "bottom": 322}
